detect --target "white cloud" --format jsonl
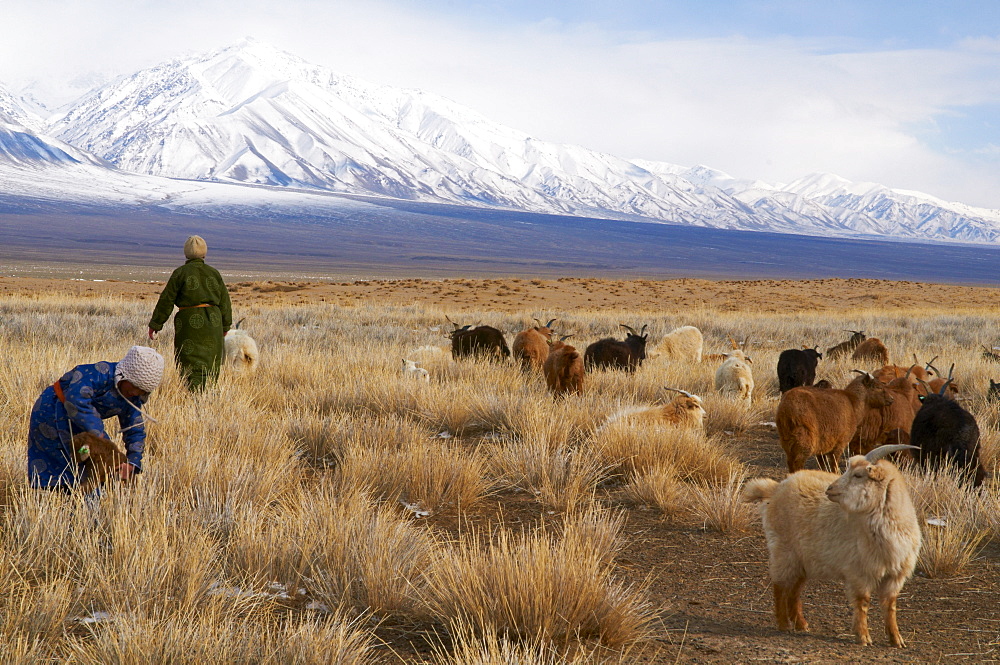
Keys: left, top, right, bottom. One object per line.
{"left": 2, "top": 1, "right": 1000, "bottom": 208}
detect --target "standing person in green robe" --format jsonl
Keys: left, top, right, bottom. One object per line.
{"left": 147, "top": 235, "right": 233, "bottom": 391}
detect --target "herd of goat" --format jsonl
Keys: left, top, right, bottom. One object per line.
{"left": 226, "top": 316, "right": 992, "bottom": 649}
{"left": 397, "top": 319, "right": 995, "bottom": 649}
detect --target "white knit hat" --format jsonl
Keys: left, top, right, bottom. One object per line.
{"left": 115, "top": 346, "right": 165, "bottom": 393}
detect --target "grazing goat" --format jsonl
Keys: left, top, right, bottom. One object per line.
{"left": 225, "top": 318, "right": 260, "bottom": 372}
{"left": 826, "top": 330, "right": 867, "bottom": 360}
{"left": 73, "top": 431, "right": 127, "bottom": 494}
{"left": 872, "top": 358, "right": 933, "bottom": 386}
{"left": 988, "top": 379, "right": 1000, "bottom": 403}
{"left": 850, "top": 374, "right": 918, "bottom": 455}
{"left": 776, "top": 371, "right": 894, "bottom": 472}
{"left": 543, "top": 337, "right": 584, "bottom": 397}
{"left": 982, "top": 345, "right": 1000, "bottom": 363}
{"left": 715, "top": 349, "right": 754, "bottom": 404}
{"left": 851, "top": 338, "right": 889, "bottom": 366}
{"left": 512, "top": 318, "right": 556, "bottom": 370}
{"left": 401, "top": 359, "right": 430, "bottom": 382}
{"left": 776, "top": 347, "right": 822, "bottom": 393}
{"left": 601, "top": 388, "right": 705, "bottom": 430}
{"left": 911, "top": 370, "right": 986, "bottom": 487}
{"left": 448, "top": 318, "right": 510, "bottom": 361}
{"left": 742, "top": 444, "right": 922, "bottom": 648}
{"left": 584, "top": 324, "right": 648, "bottom": 372}
{"left": 654, "top": 325, "right": 703, "bottom": 363}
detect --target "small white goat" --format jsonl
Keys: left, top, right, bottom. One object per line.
{"left": 714, "top": 349, "right": 754, "bottom": 403}
{"left": 742, "top": 444, "right": 921, "bottom": 648}
{"left": 224, "top": 319, "right": 259, "bottom": 372}
{"left": 654, "top": 325, "right": 703, "bottom": 363}
{"left": 401, "top": 358, "right": 430, "bottom": 382}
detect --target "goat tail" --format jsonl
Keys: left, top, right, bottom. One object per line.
{"left": 741, "top": 478, "right": 779, "bottom": 504}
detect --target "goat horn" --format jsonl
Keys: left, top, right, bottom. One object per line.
{"left": 235, "top": 317, "right": 245, "bottom": 329}
{"left": 903, "top": 364, "right": 916, "bottom": 381}
{"left": 864, "top": 444, "right": 919, "bottom": 463}
{"left": 560, "top": 334, "right": 574, "bottom": 341}
{"left": 663, "top": 386, "right": 694, "bottom": 398}
{"left": 851, "top": 369, "right": 874, "bottom": 380}
{"left": 938, "top": 363, "right": 956, "bottom": 395}
{"left": 546, "top": 318, "right": 558, "bottom": 328}
{"left": 728, "top": 334, "right": 739, "bottom": 349}
{"left": 620, "top": 324, "right": 637, "bottom": 335}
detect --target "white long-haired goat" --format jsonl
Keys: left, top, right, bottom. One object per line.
{"left": 225, "top": 318, "right": 259, "bottom": 372}
{"left": 742, "top": 444, "right": 921, "bottom": 648}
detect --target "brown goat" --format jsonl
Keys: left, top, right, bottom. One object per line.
{"left": 72, "top": 431, "right": 127, "bottom": 493}
{"left": 872, "top": 362, "right": 931, "bottom": 386}
{"left": 512, "top": 318, "right": 556, "bottom": 370}
{"left": 543, "top": 339, "right": 584, "bottom": 397}
{"left": 851, "top": 338, "right": 889, "bottom": 366}
{"left": 850, "top": 376, "right": 918, "bottom": 455}
{"left": 776, "top": 371, "right": 894, "bottom": 473}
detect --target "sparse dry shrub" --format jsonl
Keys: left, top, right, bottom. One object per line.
{"left": 434, "top": 617, "right": 638, "bottom": 665}
{"left": 687, "top": 467, "right": 755, "bottom": 533}
{"left": 66, "top": 604, "right": 375, "bottom": 665}
{"left": 591, "top": 423, "right": 740, "bottom": 485}
{"left": 337, "top": 434, "right": 491, "bottom": 513}
{"left": 226, "top": 483, "right": 433, "bottom": 618}
{"left": 490, "top": 434, "right": 606, "bottom": 514}
{"left": 905, "top": 466, "right": 991, "bottom": 577}
{"left": 701, "top": 392, "right": 774, "bottom": 437}
{"left": 423, "top": 507, "right": 654, "bottom": 648}
{"left": 621, "top": 466, "right": 686, "bottom": 516}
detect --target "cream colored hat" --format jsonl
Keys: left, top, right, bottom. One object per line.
{"left": 184, "top": 235, "right": 207, "bottom": 259}
{"left": 115, "top": 346, "right": 165, "bottom": 393}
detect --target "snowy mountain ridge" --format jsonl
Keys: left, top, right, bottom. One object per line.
{"left": 4, "top": 38, "right": 1000, "bottom": 244}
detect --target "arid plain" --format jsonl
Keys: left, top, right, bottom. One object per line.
{"left": 1, "top": 272, "right": 999, "bottom": 664}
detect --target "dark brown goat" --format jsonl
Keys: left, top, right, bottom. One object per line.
{"left": 911, "top": 370, "right": 986, "bottom": 487}
{"left": 448, "top": 317, "right": 510, "bottom": 361}
{"left": 512, "top": 318, "right": 556, "bottom": 370}
{"left": 584, "top": 324, "right": 648, "bottom": 372}
{"left": 826, "top": 330, "right": 867, "bottom": 360}
{"left": 776, "top": 371, "right": 894, "bottom": 473}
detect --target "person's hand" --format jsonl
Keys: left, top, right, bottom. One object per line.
{"left": 148, "top": 327, "right": 157, "bottom": 340}
{"left": 118, "top": 462, "right": 137, "bottom": 482}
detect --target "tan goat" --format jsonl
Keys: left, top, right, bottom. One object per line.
{"left": 512, "top": 318, "right": 557, "bottom": 370}
{"left": 850, "top": 375, "right": 918, "bottom": 455}
{"left": 543, "top": 337, "right": 583, "bottom": 397}
{"left": 602, "top": 388, "right": 705, "bottom": 430}
{"left": 776, "top": 371, "right": 894, "bottom": 472}
{"left": 851, "top": 337, "right": 889, "bottom": 366}
{"left": 742, "top": 444, "right": 922, "bottom": 648}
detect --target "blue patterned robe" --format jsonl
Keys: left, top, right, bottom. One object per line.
{"left": 27, "top": 361, "right": 148, "bottom": 490}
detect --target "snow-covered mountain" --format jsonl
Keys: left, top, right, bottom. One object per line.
{"left": 9, "top": 39, "right": 1000, "bottom": 244}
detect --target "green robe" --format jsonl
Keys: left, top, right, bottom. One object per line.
{"left": 148, "top": 258, "right": 233, "bottom": 390}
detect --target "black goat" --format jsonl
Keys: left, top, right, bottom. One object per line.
{"left": 776, "top": 347, "right": 822, "bottom": 393}
{"left": 584, "top": 324, "right": 648, "bottom": 372}
{"left": 911, "top": 368, "right": 986, "bottom": 487}
{"left": 448, "top": 318, "right": 510, "bottom": 361}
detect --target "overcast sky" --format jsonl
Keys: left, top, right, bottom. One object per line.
{"left": 3, "top": 0, "right": 1000, "bottom": 208}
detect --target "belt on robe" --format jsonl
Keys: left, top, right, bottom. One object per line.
{"left": 52, "top": 381, "right": 66, "bottom": 403}
{"left": 177, "top": 303, "right": 213, "bottom": 310}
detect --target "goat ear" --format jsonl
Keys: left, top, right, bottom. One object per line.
{"left": 867, "top": 465, "right": 887, "bottom": 482}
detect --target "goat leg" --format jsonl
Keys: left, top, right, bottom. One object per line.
{"left": 852, "top": 591, "right": 872, "bottom": 646}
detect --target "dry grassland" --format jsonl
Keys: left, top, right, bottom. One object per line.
{"left": 0, "top": 276, "right": 998, "bottom": 663}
